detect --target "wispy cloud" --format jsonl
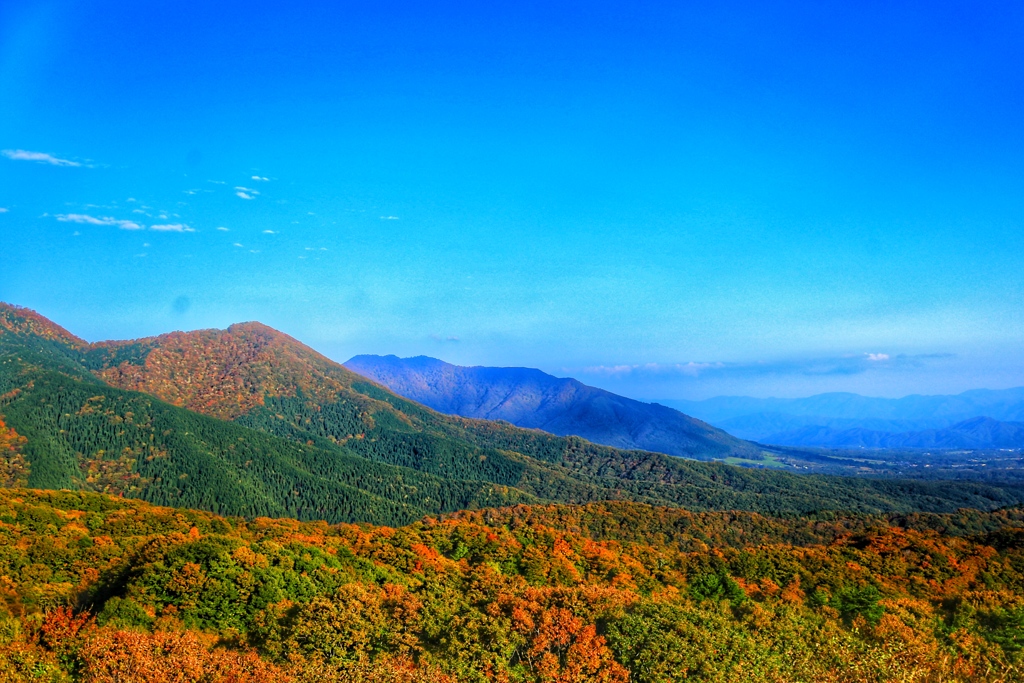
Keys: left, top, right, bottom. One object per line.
{"left": 56, "top": 213, "right": 143, "bottom": 230}
{"left": 251, "top": 175, "right": 269, "bottom": 181}
{"left": 150, "top": 223, "right": 195, "bottom": 233}
{"left": 216, "top": 226, "right": 229, "bottom": 231}
{"left": 262, "top": 230, "right": 277, "bottom": 234}
{"left": 579, "top": 353, "right": 953, "bottom": 381}
{"left": 380, "top": 215, "right": 399, "bottom": 220}
{"left": 233, "top": 243, "right": 244, "bottom": 247}
{"left": 2, "top": 149, "right": 82, "bottom": 167}
{"left": 0, "top": 208, "right": 8, "bottom": 213}
{"left": 235, "top": 186, "right": 259, "bottom": 200}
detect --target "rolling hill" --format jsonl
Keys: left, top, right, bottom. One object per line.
{"left": 2, "top": 301, "right": 1024, "bottom": 525}
{"left": 343, "top": 354, "right": 752, "bottom": 458}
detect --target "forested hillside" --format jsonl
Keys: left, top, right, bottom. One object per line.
{"left": 3, "top": 302, "right": 1024, "bottom": 526}
{"left": 1, "top": 489, "right": 1024, "bottom": 681}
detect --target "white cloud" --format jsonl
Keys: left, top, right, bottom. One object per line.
{"left": 233, "top": 243, "right": 244, "bottom": 247}
{"left": 576, "top": 353, "right": 950, "bottom": 382}
{"left": 236, "top": 191, "right": 255, "bottom": 200}
{"left": 56, "top": 213, "right": 143, "bottom": 230}
{"left": 150, "top": 223, "right": 195, "bottom": 232}
{"left": 251, "top": 175, "right": 269, "bottom": 181}
{"left": 262, "top": 230, "right": 277, "bottom": 234}
{"left": 126, "top": 198, "right": 136, "bottom": 202}
{"left": 216, "top": 226, "right": 229, "bottom": 231}
{"left": 2, "top": 149, "right": 81, "bottom": 167}
{"left": 132, "top": 209, "right": 147, "bottom": 214}
{"left": 381, "top": 215, "right": 399, "bottom": 220}
{"left": 581, "top": 362, "right": 724, "bottom": 377}
{"left": 0, "top": 208, "right": 8, "bottom": 213}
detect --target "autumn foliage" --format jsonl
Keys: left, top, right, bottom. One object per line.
{"left": 92, "top": 323, "right": 369, "bottom": 421}
{"left": 0, "top": 490, "right": 1020, "bottom": 681}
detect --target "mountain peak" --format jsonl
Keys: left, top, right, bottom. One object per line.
{"left": 344, "top": 354, "right": 755, "bottom": 458}
{"left": 91, "top": 322, "right": 363, "bottom": 420}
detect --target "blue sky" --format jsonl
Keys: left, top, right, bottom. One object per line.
{"left": 1, "top": 0, "right": 1022, "bottom": 399}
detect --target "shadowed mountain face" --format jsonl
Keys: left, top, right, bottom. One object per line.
{"left": 344, "top": 355, "right": 758, "bottom": 458}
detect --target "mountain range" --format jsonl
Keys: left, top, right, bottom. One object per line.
{"left": 344, "top": 354, "right": 751, "bottom": 458}
{"left": 663, "top": 390, "right": 1024, "bottom": 447}
{"left": 345, "top": 355, "right": 1024, "bottom": 451}
{"left": 2, "top": 301, "right": 1021, "bottom": 524}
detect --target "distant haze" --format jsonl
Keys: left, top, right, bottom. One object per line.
{"left": 663, "top": 388, "right": 1024, "bottom": 447}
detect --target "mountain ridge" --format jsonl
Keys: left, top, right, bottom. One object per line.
{"left": 3, "top": 301, "right": 1023, "bottom": 526}
{"left": 344, "top": 354, "right": 754, "bottom": 459}
{"left": 761, "top": 416, "right": 1024, "bottom": 450}
{"left": 662, "top": 389, "right": 1024, "bottom": 447}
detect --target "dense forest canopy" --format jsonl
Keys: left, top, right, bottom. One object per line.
{"left": 0, "top": 489, "right": 1023, "bottom": 681}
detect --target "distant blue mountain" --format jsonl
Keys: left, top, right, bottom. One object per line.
{"left": 660, "top": 389, "right": 1024, "bottom": 448}
{"left": 760, "top": 417, "right": 1024, "bottom": 449}
{"left": 344, "top": 355, "right": 758, "bottom": 459}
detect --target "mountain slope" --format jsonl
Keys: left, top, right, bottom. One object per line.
{"left": 3, "top": 302, "right": 1024, "bottom": 523}
{"left": 344, "top": 354, "right": 754, "bottom": 459}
